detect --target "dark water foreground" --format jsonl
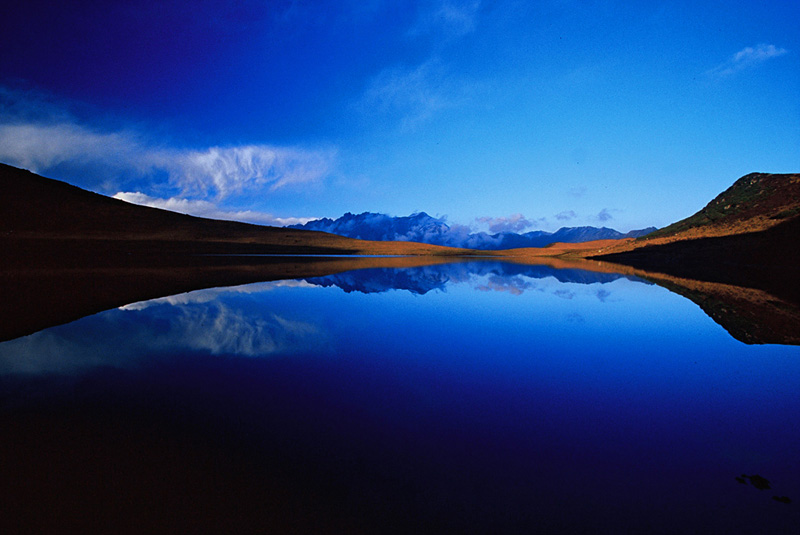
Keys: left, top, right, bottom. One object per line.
{"left": 1, "top": 257, "right": 798, "bottom": 533}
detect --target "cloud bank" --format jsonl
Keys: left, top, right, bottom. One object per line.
{"left": 0, "top": 120, "right": 335, "bottom": 198}
{"left": 0, "top": 87, "right": 333, "bottom": 225}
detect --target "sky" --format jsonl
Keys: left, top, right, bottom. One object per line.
{"left": 1, "top": 0, "right": 798, "bottom": 233}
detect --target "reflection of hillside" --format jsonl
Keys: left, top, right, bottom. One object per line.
{"left": 592, "top": 214, "right": 800, "bottom": 345}
{"left": 0, "top": 255, "right": 456, "bottom": 342}
{"left": 654, "top": 279, "right": 800, "bottom": 346}
{"left": 304, "top": 262, "right": 645, "bottom": 295}
{"left": 597, "top": 216, "right": 800, "bottom": 306}
{"left": 590, "top": 261, "right": 800, "bottom": 346}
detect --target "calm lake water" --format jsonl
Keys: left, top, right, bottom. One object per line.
{"left": 1, "top": 261, "right": 798, "bottom": 533}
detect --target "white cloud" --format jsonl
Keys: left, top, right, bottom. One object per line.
{"left": 0, "top": 121, "right": 336, "bottom": 197}
{"left": 0, "top": 122, "right": 152, "bottom": 175}
{"left": 707, "top": 43, "right": 788, "bottom": 77}
{"left": 171, "top": 145, "right": 335, "bottom": 199}
{"left": 476, "top": 213, "right": 535, "bottom": 233}
{"left": 113, "top": 191, "right": 315, "bottom": 226}
{"left": 0, "top": 87, "right": 336, "bottom": 200}
{"left": 596, "top": 208, "right": 613, "bottom": 222}
{"left": 555, "top": 210, "right": 576, "bottom": 221}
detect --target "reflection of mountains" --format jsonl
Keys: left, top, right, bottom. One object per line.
{"left": 304, "top": 262, "right": 648, "bottom": 295}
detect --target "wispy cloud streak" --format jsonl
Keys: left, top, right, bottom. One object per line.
{"left": 360, "top": 1, "right": 481, "bottom": 130}
{"left": 170, "top": 145, "right": 335, "bottom": 199}
{"left": 0, "top": 121, "right": 335, "bottom": 198}
{"left": 410, "top": 0, "right": 481, "bottom": 40}
{"left": 707, "top": 43, "right": 788, "bottom": 77}
{"left": 362, "top": 59, "right": 470, "bottom": 130}
{"left": 0, "top": 122, "right": 152, "bottom": 176}
{"left": 0, "top": 87, "right": 336, "bottom": 201}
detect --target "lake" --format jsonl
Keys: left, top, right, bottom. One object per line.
{"left": 1, "top": 259, "right": 798, "bottom": 533}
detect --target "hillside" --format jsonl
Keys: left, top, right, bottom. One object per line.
{"left": 645, "top": 172, "right": 800, "bottom": 240}
{"left": 0, "top": 163, "right": 477, "bottom": 261}
{"left": 595, "top": 172, "right": 800, "bottom": 303}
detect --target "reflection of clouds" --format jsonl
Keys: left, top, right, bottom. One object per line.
{"left": 554, "top": 289, "right": 575, "bottom": 300}
{"left": 121, "top": 280, "right": 316, "bottom": 310}
{"left": 468, "top": 268, "right": 617, "bottom": 302}
{"left": 165, "top": 304, "right": 321, "bottom": 356}
{"left": 475, "top": 275, "right": 536, "bottom": 296}
{"left": 0, "top": 297, "right": 327, "bottom": 375}
{"left": 566, "top": 312, "right": 585, "bottom": 323}
{"left": 596, "top": 289, "right": 611, "bottom": 303}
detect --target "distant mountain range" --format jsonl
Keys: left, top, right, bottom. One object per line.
{"left": 290, "top": 212, "right": 656, "bottom": 250}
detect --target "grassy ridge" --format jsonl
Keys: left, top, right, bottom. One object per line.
{"left": 645, "top": 172, "right": 800, "bottom": 239}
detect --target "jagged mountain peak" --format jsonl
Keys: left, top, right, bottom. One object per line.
{"left": 290, "top": 212, "right": 655, "bottom": 250}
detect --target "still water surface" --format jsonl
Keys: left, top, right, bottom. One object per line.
{"left": 1, "top": 261, "right": 798, "bottom": 533}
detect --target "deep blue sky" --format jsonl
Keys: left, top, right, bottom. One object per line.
{"left": 1, "top": 0, "right": 798, "bottom": 232}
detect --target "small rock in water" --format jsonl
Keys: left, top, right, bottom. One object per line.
{"left": 744, "top": 474, "right": 771, "bottom": 490}
{"left": 772, "top": 496, "right": 791, "bottom": 504}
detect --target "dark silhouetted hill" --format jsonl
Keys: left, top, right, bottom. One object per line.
{"left": 645, "top": 172, "right": 800, "bottom": 240}
{"left": 0, "top": 163, "right": 475, "bottom": 261}
{"left": 596, "top": 172, "right": 800, "bottom": 305}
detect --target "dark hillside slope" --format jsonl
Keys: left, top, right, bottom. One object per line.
{"left": 599, "top": 216, "right": 800, "bottom": 304}
{"left": 597, "top": 172, "right": 800, "bottom": 305}
{"left": 0, "top": 163, "right": 473, "bottom": 260}
{"left": 0, "top": 163, "right": 356, "bottom": 255}
{"left": 645, "top": 172, "right": 800, "bottom": 239}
